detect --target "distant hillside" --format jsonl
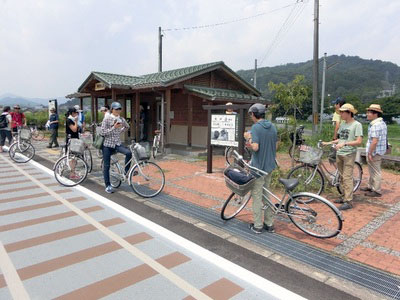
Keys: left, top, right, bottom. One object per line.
{"left": 0, "top": 94, "right": 68, "bottom": 108}
{"left": 237, "top": 55, "right": 400, "bottom": 101}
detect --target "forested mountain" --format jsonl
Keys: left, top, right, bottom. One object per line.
{"left": 237, "top": 55, "right": 400, "bottom": 102}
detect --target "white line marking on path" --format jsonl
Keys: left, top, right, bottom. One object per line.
{"left": 0, "top": 241, "right": 30, "bottom": 300}
{"left": 22, "top": 155, "right": 303, "bottom": 300}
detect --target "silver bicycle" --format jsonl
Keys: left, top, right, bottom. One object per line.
{"left": 101, "top": 141, "right": 165, "bottom": 198}
{"left": 221, "top": 150, "right": 343, "bottom": 239}
{"left": 9, "top": 127, "right": 35, "bottom": 163}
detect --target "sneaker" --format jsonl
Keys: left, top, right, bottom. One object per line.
{"left": 46, "top": 145, "right": 52, "bottom": 148}
{"left": 338, "top": 202, "right": 353, "bottom": 210}
{"left": 105, "top": 186, "right": 114, "bottom": 194}
{"left": 54, "top": 144, "right": 60, "bottom": 148}
{"left": 249, "top": 223, "right": 263, "bottom": 234}
{"left": 263, "top": 224, "right": 275, "bottom": 233}
{"left": 334, "top": 199, "right": 344, "bottom": 204}
{"left": 360, "top": 187, "right": 372, "bottom": 192}
{"left": 365, "top": 191, "right": 381, "bottom": 197}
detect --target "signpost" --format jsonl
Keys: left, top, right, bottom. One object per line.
{"left": 203, "top": 104, "right": 251, "bottom": 173}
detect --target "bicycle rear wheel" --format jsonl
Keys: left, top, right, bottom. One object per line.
{"left": 9, "top": 142, "right": 35, "bottom": 163}
{"left": 54, "top": 156, "right": 88, "bottom": 187}
{"left": 129, "top": 161, "right": 165, "bottom": 198}
{"left": 336, "top": 161, "right": 363, "bottom": 195}
{"left": 32, "top": 129, "right": 45, "bottom": 141}
{"left": 287, "top": 164, "right": 324, "bottom": 196}
{"left": 83, "top": 148, "right": 93, "bottom": 173}
{"left": 286, "top": 193, "right": 342, "bottom": 238}
{"left": 221, "top": 192, "right": 251, "bottom": 220}
{"left": 152, "top": 136, "right": 160, "bottom": 159}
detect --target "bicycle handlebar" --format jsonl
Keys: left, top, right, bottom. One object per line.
{"left": 232, "top": 150, "right": 269, "bottom": 177}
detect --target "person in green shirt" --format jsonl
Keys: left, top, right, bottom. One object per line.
{"left": 323, "top": 103, "right": 363, "bottom": 210}
{"left": 332, "top": 97, "right": 346, "bottom": 140}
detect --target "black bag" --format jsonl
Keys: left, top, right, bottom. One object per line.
{"left": 0, "top": 114, "right": 7, "bottom": 129}
{"left": 225, "top": 168, "right": 254, "bottom": 185}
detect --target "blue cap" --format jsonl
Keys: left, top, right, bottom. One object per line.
{"left": 110, "top": 102, "right": 122, "bottom": 110}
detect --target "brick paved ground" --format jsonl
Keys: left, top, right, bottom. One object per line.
{"left": 30, "top": 138, "right": 400, "bottom": 278}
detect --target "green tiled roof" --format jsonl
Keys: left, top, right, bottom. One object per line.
{"left": 78, "top": 61, "right": 261, "bottom": 96}
{"left": 184, "top": 85, "right": 267, "bottom": 103}
{"left": 92, "top": 72, "right": 142, "bottom": 88}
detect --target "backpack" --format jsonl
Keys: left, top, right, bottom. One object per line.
{"left": 0, "top": 114, "right": 7, "bottom": 129}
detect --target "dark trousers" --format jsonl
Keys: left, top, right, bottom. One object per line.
{"left": 102, "top": 145, "right": 132, "bottom": 187}
{"left": 49, "top": 128, "right": 59, "bottom": 146}
{"left": 0, "top": 130, "right": 12, "bottom": 146}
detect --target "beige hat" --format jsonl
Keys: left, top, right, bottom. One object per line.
{"left": 366, "top": 104, "right": 383, "bottom": 114}
{"left": 339, "top": 103, "right": 358, "bottom": 114}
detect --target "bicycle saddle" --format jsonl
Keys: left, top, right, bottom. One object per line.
{"left": 279, "top": 178, "right": 299, "bottom": 191}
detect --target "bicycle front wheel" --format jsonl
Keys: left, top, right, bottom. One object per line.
{"left": 83, "top": 148, "right": 93, "bottom": 173}
{"left": 336, "top": 161, "right": 363, "bottom": 195}
{"left": 9, "top": 142, "right": 35, "bottom": 163}
{"left": 286, "top": 193, "right": 342, "bottom": 238}
{"left": 129, "top": 161, "right": 165, "bottom": 197}
{"left": 221, "top": 192, "right": 251, "bottom": 220}
{"left": 287, "top": 164, "right": 324, "bottom": 196}
{"left": 54, "top": 156, "right": 88, "bottom": 187}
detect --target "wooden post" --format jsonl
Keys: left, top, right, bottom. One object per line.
{"left": 94, "top": 97, "right": 98, "bottom": 123}
{"left": 90, "top": 95, "right": 95, "bottom": 125}
{"left": 123, "top": 97, "right": 128, "bottom": 141}
{"left": 238, "top": 108, "right": 245, "bottom": 156}
{"left": 187, "top": 94, "right": 193, "bottom": 148}
{"left": 135, "top": 92, "right": 140, "bottom": 142}
{"left": 130, "top": 95, "right": 134, "bottom": 140}
{"left": 79, "top": 97, "right": 83, "bottom": 110}
{"left": 206, "top": 108, "right": 212, "bottom": 173}
{"left": 111, "top": 89, "right": 116, "bottom": 103}
{"left": 165, "top": 89, "right": 171, "bottom": 145}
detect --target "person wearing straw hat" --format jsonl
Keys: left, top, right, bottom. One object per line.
{"left": 360, "top": 104, "right": 387, "bottom": 197}
{"left": 322, "top": 103, "right": 363, "bottom": 210}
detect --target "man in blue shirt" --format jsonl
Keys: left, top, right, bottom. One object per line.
{"left": 47, "top": 108, "right": 59, "bottom": 148}
{"left": 244, "top": 103, "right": 277, "bottom": 234}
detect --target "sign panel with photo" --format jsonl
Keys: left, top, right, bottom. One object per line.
{"left": 211, "top": 114, "right": 238, "bottom": 147}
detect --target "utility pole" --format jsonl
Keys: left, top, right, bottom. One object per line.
{"left": 158, "top": 26, "right": 163, "bottom": 72}
{"left": 253, "top": 59, "right": 257, "bottom": 88}
{"left": 319, "top": 52, "right": 327, "bottom": 133}
{"left": 312, "top": 0, "right": 319, "bottom": 134}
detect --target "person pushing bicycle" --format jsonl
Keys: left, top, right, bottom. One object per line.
{"left": 101, "top": 102, "right": 131, "bottom": 194}
{"left": 244, "top": 103, "right": 278, "bottom": 234}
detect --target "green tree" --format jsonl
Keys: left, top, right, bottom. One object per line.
{"left": 268, "top": 75, "right": 309, "bottom": 165}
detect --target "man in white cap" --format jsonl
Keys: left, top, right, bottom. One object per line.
{"left": 322, "top": 103, "right": 363, "bottom": 210}
{"left": 361, "top": 104, "right": 387, "bottom": 197}
{"left": 74, "top": 104, "right": 85, "bottom": 133}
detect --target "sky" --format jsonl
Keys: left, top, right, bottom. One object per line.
{"left": 0, "top": 0, "right": 399, "bottom": 98}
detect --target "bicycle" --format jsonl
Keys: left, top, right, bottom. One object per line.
{"left": 287, "top": 141, "right": 363, "bottom": 198}
{"left": 8, "top": 127, "right": 35, "bottom": 163}
{"left": 101, "top": 141, "right": 165, "bottom": 198}
{"left": 225, "top": 146, "right": 252, "bottom": 166}
{"left": 152, "top": 121, "right": 163, "bottom": 159}
{"left": 29, "top": 125, "right": 45, "bottom": 141}
{"left": 221, "top": 151, "right": 343, "bottom": 239}
{"left": 53, "top": 137, "right": 88, "bottom": 187}
{"left": 57, "top": 133, "right": 93, "bottom": 173}
{"left": 288, "top": 125, "right": 306, "bottom": 162}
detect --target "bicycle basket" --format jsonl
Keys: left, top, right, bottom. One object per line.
{"left": 224, "top": 166, "right": 255, "bottom": 197}
{"left": 133, "top": 144, "right": 150, "bottom": 160}
{"left": 69, "top": 139, "right": 85, "bottom": 155}
{"left": 299, "top": 145, "right": 323, "bottom": 165}
{"left": 20, "top": 128, "right": 32, "bottom": 141}
{"left": 80, "top": 133, "right": 92, "bottom": 146}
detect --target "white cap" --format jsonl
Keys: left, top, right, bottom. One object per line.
{"left": 74, "top": 105, "right": 82, "bottom": 112}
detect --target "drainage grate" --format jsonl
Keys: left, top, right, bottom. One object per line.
{"left": 151, "top": 192, "right": 400, "bottom": 299}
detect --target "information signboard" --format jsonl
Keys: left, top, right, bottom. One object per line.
{"left": 210, "top": 114, "right": 238, "bottom": 147}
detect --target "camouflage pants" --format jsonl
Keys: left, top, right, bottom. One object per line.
{"left": 251, "top": 173, "right": 274, "bottom": 229}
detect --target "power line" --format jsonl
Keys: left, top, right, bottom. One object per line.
{"left": 162, "top": 2, "right": 298, "bottom": 32}
{"left": 258, "top": 0, "right": 309, "bottom": 67}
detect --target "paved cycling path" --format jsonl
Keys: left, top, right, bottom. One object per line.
{"left": 0, "top": 154, "right": 304, "bottom": 300}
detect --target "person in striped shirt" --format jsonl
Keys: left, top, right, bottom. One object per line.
{"left": 361, "top": 104, "right": 387, "bottom": 197}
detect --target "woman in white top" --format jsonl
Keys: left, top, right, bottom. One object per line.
{"left": 0, "top": 106, "right": 13, "bottom": 153}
